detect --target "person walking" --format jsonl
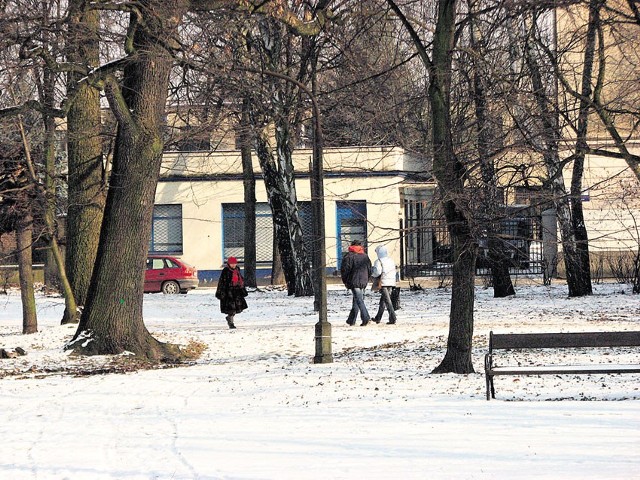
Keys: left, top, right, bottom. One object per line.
{"left": 371, "top": 245, "right": 398, "bottom": 325}
{"left": 340, "top": 240, "right": 372, "bottom": 326}
{"left": 215, "top": 257, "right": 248, "bottom": 329}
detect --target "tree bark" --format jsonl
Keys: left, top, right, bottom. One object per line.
{"left": 40, "top": 8, "right": 59, "bottom": 295}
{"left": 524, "top": 14, "right": 584, "bottom": 297}
{"left": 240, "top": 98, "right": 257, "bottom": 288}
{"left": 569, "top": 0, "right": 601, "bottom": 297}
{"left": 428, "top": 0, "right": 476, "bottom": 374}
{"left": 255, "top": 125, "right": 314, "bottom": 296}
{"left": 63, "top": 2, "right": 106, "bottom": 323}
{"left": 434, "top": 226, "right": 476, "bottom": 372}
{"left": 16, "top": 214, "right": 37, "bottom": 334}
{"left": 68, "top": 1, "right": 189, "bottom": 362}
{"left": 249, "top": 17, "right": 314, "bottom": 297}
{"left": 469, "top": 6, "right": 514, "bottom": 298}
{"left": 42, "top": 105, "right": 58, "bottom": 293}
{"left": 271, "top": 229, "right": 285, "bottom": 285}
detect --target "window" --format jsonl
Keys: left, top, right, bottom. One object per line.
{"left": 146, "top": 257, "right": 179, "bottom": 270}
{"left": 150, "top": 205, "right": 183, "bottom": 253}
{"left": 336, "top": 201, "right": 368, "bottom": 267}
{"left": 222, "top": 202, "right": 313, "bottom": 263}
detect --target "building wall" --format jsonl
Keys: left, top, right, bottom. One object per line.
{"left": 568, "top": 148, "right": 640, "bottom": 253}
{"left": 556, "top": 2, "right": 640, "bottom": 141}
{"left": 155, "top": 147, "right": 421, "bottom": 281}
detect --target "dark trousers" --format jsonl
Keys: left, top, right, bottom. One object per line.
{"left": 347, "top": 287, "right": 370, "bottom": 323}
{"left": 375, "top": 286, "right": 397, "bottom": 322}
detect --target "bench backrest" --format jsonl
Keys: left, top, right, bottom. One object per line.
{"left": 489, "top": 331, "right": 640, "bottom": 351}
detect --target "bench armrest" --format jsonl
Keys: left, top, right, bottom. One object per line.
{"left": 484, "top": 353, "right": 493, "bottom": 373}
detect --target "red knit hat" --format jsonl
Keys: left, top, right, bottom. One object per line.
{"left": 227, "top": 257, "right": 238, "bottom": 264}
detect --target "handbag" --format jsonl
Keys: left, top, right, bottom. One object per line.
{"left": 391, "top": 286, "right": 401, "bottom": 310}
{"left": 371, "top": 260, "right": 383, "bottom": 292}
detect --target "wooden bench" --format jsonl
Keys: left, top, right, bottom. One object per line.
{"left": 484, "top": 331, "right": 640, "bottom": 400}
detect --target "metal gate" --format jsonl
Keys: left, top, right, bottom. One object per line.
{"left": 401, "top": 200, "right": 544, "bottom": 278}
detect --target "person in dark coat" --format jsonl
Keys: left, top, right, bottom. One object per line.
{"left": 340, "top": 240, "right": 372, "bottom": 326}
{"left": 215, "top": 257, "right": 248, "bottom": 329}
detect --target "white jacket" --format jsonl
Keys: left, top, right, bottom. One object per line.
{"left": 372, "top": 245, "right": 396, "bottom": 287}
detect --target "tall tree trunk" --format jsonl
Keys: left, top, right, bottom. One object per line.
{"left": 254, "top": 125, "right": 314, "bottom": 296}
{"left": 429, "top": 0, "right": 476, "bottom": 374}
{"left": 42, "top": 105, "right": 58, "bottom": 293}
{"left": 387, "top": 0, "right": 474, "bottom": 372}
{"left": 469, "top": 5, "right": 514, "bottom": 298}
{"left": 250, "top": 17, "right": 314, "bottom": 297}
{"left": 15, "top": 107, "right": 80, "bottom": 327}
{"left": 40, "top": 5, "right": 58, "bottom": 295}
{"left": 524, "top": 15, "right": 584, "bottom": 297}
{"left": 63, "top": 2, "right": 106, "bottom": 323}
{"left": 41, "top": 97, "right": 79, "bottom": 321}
{"left": 68, "top": 1, "right": 188, "bottom": 362}
{"left": 240, "top": 98, "right": 257, "bottom": 288}
{"left": 271, "top": 229, "right": 285, "bottom": 285}
{"left": 569, "top": 0, "right": 601, "bottom": 297}
{"left": 16, "top": 214, "right": 37, "bottom": 334}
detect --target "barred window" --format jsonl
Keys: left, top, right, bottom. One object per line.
{"left": 298, "top": 202, "right": 314, "bottom": 257}
{"left": 222, "top": 202, "right": 313, "bottom": 263}
{"left": 150, "top": 204, "right": 183, "bottom": 253}
{"left": 336, "top": 200, "right": 368, "bottom": 267}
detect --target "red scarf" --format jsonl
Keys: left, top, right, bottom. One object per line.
{"left": 231, "top": 267, "right": 244, "bottom": 287}
{"left": 349, "top": 245, "right": 365, "bottom": 254}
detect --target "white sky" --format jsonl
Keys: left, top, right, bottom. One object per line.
{"left": 1, "top": 281, "right": 639, "bottom": 479}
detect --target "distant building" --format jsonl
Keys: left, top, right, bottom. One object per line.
{"left": 153, "top": 146, "right": 433, "bottom": 282}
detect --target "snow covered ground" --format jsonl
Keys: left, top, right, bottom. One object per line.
{"left": 1, "top": 281, "right": 639, "bottom": 479}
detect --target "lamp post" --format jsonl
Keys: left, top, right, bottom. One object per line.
{"left": 238, "top": 68, "right": 332, "bottom": 363}
{"left": 309, "top": 85, "right": 332, "bottom": 364}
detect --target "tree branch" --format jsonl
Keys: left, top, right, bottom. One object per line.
{"left": 189, "top": 0, "right": 335, "bottom": 35}
{"left": 0, "top": 100, "right": 61, "bottom": 119}
{"left": 385, "top": 0, "right": 434, "bottom": 71}
{"left": 103, "top": 75, "right": 135, "bottom": 128}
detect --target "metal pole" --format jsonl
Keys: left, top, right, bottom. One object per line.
{"left": 310, "top": 84, "right": 332, "bottom": 364}
{"left": 236, "top": 67, "right": 332, "bottom": 363}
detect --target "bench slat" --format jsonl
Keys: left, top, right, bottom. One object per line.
{"left": 490, "top": 331, "right": 640, "bottom": 350}
{"left": 489, "top": 364, "right": 640, "bottom": 375}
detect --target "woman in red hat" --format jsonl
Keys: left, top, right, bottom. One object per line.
{"left": 215, "top": 257, "right": 248, "bottom": 329}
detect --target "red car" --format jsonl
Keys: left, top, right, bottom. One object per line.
{"left": 144, "top": 255, "right": 199, "bottom": 294}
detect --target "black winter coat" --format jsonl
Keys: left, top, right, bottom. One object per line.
{"left": 215, "top": 266, "right": 248, "bottom": 315}
{"left": 340, "top": 251, "right": 372, "bottom": 289}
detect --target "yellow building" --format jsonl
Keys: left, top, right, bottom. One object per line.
{"left": 153, "top": 146, "right": 431, "bottom": 282}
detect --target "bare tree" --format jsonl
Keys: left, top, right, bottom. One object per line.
{"left": 463, "top": 0, "right": 516, "bottom": 297}
{"left": 1, "top": 0, "right": 82, "bottom": 321}
{"left": 63, "top": 0, "right": 107, "bottom": 323}
{"left": 387, "top": 0, "right": 477, "bottom": 373}
{"left": 245, "top": 15, "right": 315, "bottom": 296}
{"left": 67, "top": 0, "right": 191, "bottom": 360}
{"left": 66, "top": 1, "right": 334, "bottom": 359}
{"left": 0, "top": 134, "right": 38, "bottom": 334}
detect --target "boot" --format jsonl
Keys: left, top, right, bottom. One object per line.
{"left": 226, "top": 315, "right": 236, "bottom": 329}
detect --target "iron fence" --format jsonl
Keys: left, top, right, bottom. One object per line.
{"left": 402, "top": 214, "right": 545, "bottom": 278}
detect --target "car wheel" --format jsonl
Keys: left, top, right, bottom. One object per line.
{"left": 161, "top": 280, "right": 180, "bottom": 294}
